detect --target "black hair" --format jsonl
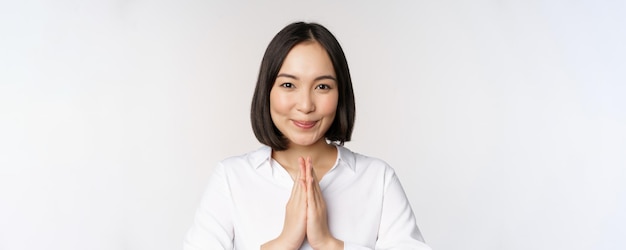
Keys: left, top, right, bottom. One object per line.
{"left": 251, "top": 22, "right": 355, "bottom": 150}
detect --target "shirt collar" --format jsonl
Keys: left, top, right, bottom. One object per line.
{"left": 249, "top": 145, "right": 272, "bottom": 169}
{"left": 250, "top": 144, "right": 356, "bottom": 172}
{"left": 336, "top": 144, "right": 356, "bottom": 172}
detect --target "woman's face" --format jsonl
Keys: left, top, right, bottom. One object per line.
{"left": 270, "top": 41, "right": 339, "bottom": 148}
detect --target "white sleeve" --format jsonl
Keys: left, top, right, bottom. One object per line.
{"left": 184, "top": 163, "right": 234, "bottom": 250}
{"left": 374, "top": 172, "right": 431, "bottom": 250}
{"left": 340, "top": 170, "right": 431, "bottom": 250}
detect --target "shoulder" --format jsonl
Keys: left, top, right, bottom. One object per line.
{"left": 338, "top": 145, "right": 397, "bottom": 176}
{"left": 217, "top": 146, "right": 271, "bottom": 171}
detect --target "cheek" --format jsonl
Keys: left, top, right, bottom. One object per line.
{"left": 269, "top": 91, "right": 290, "bottom": 115}
{"left": 319, "top": 95, "right": 339, "bottom": 116}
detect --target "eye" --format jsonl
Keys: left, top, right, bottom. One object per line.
{"left": 316, "top": 84, "right": 332, "bottom": 90}
{"left": 280, "top": 82, "right": 294, "bottom": 88}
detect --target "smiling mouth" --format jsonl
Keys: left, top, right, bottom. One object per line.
{"left": 293, "top": 120, "right": 317, "bottom": 129}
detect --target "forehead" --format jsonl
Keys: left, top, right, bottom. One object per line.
{"left": 278, "top": 41, "right": 336, "bottom": 77}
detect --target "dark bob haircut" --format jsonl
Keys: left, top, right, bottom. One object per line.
{"left": 251, "top": 22, "right": 356, "bottom": 151}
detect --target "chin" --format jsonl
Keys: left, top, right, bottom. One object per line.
{"left": 289, "top": 141, "right": 317, "bottom": 147}
{"left": 288, "top": 137, "right": 323, "bottom": 147}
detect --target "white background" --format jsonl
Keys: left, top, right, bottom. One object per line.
{"left": 1, "top": 1, "right": 625, "bottom": 249}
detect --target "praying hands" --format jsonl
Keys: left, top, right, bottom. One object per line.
{"left": 261, "top": 157, "right": 343, "bottom": 250}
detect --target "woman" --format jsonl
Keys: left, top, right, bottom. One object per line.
{"left": 184, "top": 22, "right": 431, "bottom": 250}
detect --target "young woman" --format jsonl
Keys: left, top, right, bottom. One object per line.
{"left": 184, "top": 22, "right": 431, "bottom": 250}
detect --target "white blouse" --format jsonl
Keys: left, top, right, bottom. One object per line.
{"left": 184, "top": 145, "right": 431, "bottom": 250}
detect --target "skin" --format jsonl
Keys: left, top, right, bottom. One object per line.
{"left": 261, "top": 41, "right": 344, "bottom": 250}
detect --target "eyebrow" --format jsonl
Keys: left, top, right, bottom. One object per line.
{"left": 276, "top": 73, "right": 337, "bottom": 82}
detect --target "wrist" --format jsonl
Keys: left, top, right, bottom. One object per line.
{"left": 261, "top": 235, "right": 302, "bottom": 250}
{"left": 313, "top": 237, "right": 343, "bottom": 250}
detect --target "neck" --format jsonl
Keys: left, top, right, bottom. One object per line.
{"left": 271, "top": 139, "right": 338, "bottom": 179}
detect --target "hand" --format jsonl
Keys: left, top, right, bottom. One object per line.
{"left": 262, "top": 157, "right": 343, "bottom": 250}
{"left": 303, "top": 157, "right": 343, "bottom": 250}
{"left": 261, "top": 161, "right": 307, "bottom": 250}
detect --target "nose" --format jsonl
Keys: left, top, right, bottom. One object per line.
{"left": 296, "top": 90, "right": 315, "bottom": 114}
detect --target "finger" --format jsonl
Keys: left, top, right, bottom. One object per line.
{"left": 307, "top": 157, "right": 324, "bottom": 205}
{"left": 306, "top": 156, "right": 314, "bottom": 202}
{"left": 312, "top": 179, "right": 325, "bottom": 211}
{"left": 290, "top": 172, "right": 300, "bottom": 195}
{"left": 297, "top": 157, "right": 307, "bottom": 203}
{"left": 295, "top": 157, "right": 305, "bottom": 194}
{"left": 289, "top": 157, "right": 306, "bottom": 206}
{"left": 295, "top": 178, "right": 306, "bottom": 206}
{"left": 309, "top": 157, "right": 319, "bottom": 183}
{"left": 291, "top": 158, "right": 304, "bottom": 195}
{"left": 305, "top": 156, "right": 311, "bottom": 181}
{"left": 306, "top": 157, "right": 319, "bottom": 193}
{"left": 299, "top": 157, "right": 307, "bottom": 181}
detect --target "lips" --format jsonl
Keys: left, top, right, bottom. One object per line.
{"left": 293, "top": 120, "right": 317, "bottom": 129}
